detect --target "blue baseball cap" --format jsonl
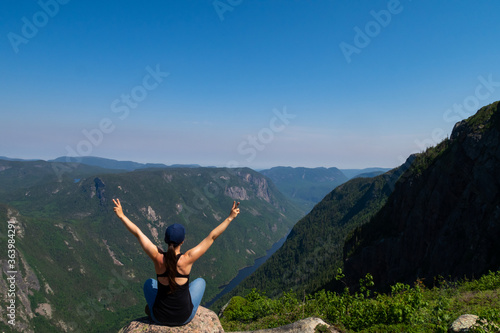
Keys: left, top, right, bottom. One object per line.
{"left": 165, "top": 223, "right": 185, "bottom": 244}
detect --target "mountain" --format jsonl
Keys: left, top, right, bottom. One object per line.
{"left": 352, "top": 170, "right": 388, "bottom": 179}
{"left": 0, "top": 159, "right": 125, "bottom": 197}
{"left": 259, "top": 167, "right": 349, "bottom": 212}
{"left": 0, "top": 156, "right": 41, "bottom": 161}
{"left": 49, "top": 156, "right": 202, "bottom": 171}
{"left": 344, "top": 101, "right": 500, "bottom": 290}
{"left": 210, "top": 158, "right": 414, "bottom": 310}
{"left": 340, "top": 167, "right": 392, "bottom": 179}
{"left": 0, "top": 160, "right": 302, "bottom": 332}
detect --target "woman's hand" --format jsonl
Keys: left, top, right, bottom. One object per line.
{"left": 113, "top": 198, "right": 125, "bottom": 218}
{"left": 229, "top": 201, "right": 240, "bottom": 219}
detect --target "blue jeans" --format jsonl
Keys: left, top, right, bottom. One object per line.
{"left": 143, "top": 278, "right": 206, "bottom": 325}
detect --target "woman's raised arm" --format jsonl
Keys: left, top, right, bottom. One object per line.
{"left": 183, "top": 201, "right": 240, "bottom": 265}
{"left": 113, "top": 198, "right": 159, "bottom": 261}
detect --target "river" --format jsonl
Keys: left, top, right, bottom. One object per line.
{"left": 205, "top": 229, "right": 291, "bottom": 307}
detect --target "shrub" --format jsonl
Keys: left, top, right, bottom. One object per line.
{"left": 220, "top": 271, "right": 500, "bottom": 332}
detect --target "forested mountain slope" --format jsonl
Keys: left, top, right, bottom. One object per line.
{"left": 344, "top": 101, "right": 500, "bottom": 290}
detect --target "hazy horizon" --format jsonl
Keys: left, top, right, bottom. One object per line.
{"left": 0, "top": 154, "right": 396, "bottom": 171}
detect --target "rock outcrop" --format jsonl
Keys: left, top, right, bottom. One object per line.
{"left": 118, "top": 306, "right": 224, "bottom": 333}
{"left": 344, "top": 101, "right": 500, "bottom": 290}
{"left": 232, "top": 317, "right": 339, "bottom": 333}
{"left": 119, "top": 311, "right": 339, "bottom": 333}
{"left": 449, "top": 314, "right": 499, "bottom": 332}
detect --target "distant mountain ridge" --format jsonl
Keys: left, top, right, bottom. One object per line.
{"left": 49, "top": 156, "right": 203, "bottom": 171}
{"left": 0, "top": 155, "right": 205, "bottom": 171}
{"left": 339, "top": 167, "right": 392, "bottom": 179}
{"left": 259, "top": 166, "right": 391, "bottom": 214}
{"left": 1, "top": 155, "right": 389, "bottom": 215}
{"left": 259, "top": 166, "right": 348, "bottom": 212}
{"left": 0, "top": 156, "right": 41, "bottom": 161}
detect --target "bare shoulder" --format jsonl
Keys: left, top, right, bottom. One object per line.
{"left": 177, "top": 252, "right": 193, "bottom": 273}
{"left": 153, "top": 247, "right": 165, "bottom": 268}
{"left": 178, "top": 251, "right": 189, "bottom": 265}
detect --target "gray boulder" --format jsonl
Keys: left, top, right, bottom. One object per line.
{"left": 118, "top": 306, "right": 224, "bottom": 333}
{"left": 231, "top": 317, "right": 339, "bottom": 333}
{"left": 449, "top": 314, "right": 499, "bottom": 332}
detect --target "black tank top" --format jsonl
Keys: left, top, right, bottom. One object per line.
{"left": 152, "top": 253, "right": 193, "bottom": 326}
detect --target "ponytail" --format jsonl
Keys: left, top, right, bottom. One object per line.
{"left": 166, "top": 242, "right": 179, "bottom": 293}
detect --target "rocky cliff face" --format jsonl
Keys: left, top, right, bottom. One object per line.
{"left": 0, "top": 207, "right": 56, "bottom": 333}
{"left": 344, "top": 101, "right": 500, "bottom": 290}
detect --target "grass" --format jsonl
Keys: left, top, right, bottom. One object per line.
{"left": 220, "top": 270, "right": 500, "bottom": 332}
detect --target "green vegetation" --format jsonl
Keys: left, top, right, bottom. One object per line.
{"left": 465, "top": 101, "right": 499, "bottom": 132}
{"left": 221, "top": 270, "right": 500, "bottom": 332}
{"left": 409, "top": 138, "right": 450, "bottom": 176}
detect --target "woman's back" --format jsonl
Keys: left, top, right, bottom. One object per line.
{"left": 153, "top": 253, "right": 193, "bottom": 325}
{"left": 155, "top": 250, "right": 190, "bottom": 287}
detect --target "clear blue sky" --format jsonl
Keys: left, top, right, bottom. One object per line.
{"left": 1, "top": 0, "right": 499, "bottom": 169}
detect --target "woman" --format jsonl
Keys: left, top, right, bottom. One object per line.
{"left": 113, "top": 198, "right": 240, "bottom": 326}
